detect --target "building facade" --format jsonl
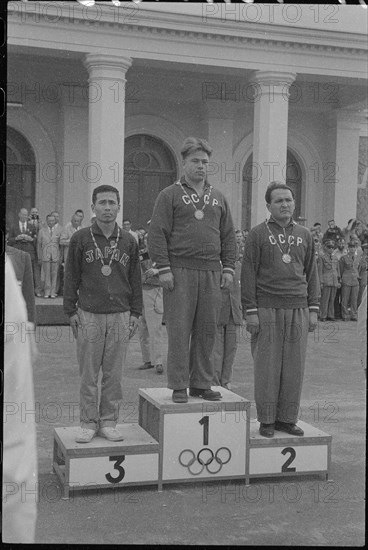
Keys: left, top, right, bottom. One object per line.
{"left": 6, "top": 1, "right": 368, "bottom": 230}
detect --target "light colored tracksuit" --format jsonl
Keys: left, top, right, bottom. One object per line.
{"left": 148, "top": 177, "right": 236, "bottom": 390}
{"left": 241, "top": 218, "right": 319, "bottom": 424}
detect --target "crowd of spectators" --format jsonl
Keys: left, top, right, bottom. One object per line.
{"left": 312, "top": 218, "right": 368, "bottom": 321}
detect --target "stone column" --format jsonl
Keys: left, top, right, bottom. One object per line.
{"left": 326, "top": 110, "right": 361, "bottom": 227}
{"left": 251, "top": 70, "right": 296, "bottom": 224}
{"left": 206, "top": 103, "right": 240, "bottom": 227}
{"left": 83, "top": 53, "right": 132, "bottom": 224}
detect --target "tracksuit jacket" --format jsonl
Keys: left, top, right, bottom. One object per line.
{"left": 241, "top": 218, "right": 320, "bottom": 314}
{"left": 63, "top": 222, "right": 142, "bottom": 318}
{"left": 147, "top": 177, "right": 236, "bottom": 275}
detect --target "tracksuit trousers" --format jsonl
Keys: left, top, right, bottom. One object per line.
{"left": 76, "top": 309, "right": 130, "bottom": 430}
{"left": 163, "top": 267, "right": 222, "bottom": 390}
{"left": 251, "top": 307, "right": 309, "bottom": 424}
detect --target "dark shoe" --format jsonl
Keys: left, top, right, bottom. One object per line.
{"left": 327, "top": 317, "right": 336, "bottom": 321}
{"left": 259, "top": 423, "right": 274, "bottom": 438}
{"left": 155, "top": 364, "right": 163, "bottom": 374}
{"left": 275, "top": 421, "right": 304, "bottom": 436}
{"left": 319, "top": 318, "right": 326, "bottom": 322}
{"left": 351, "top": 318, "right": 357, "bottom": 322}
{"left": 172, "top": 389, "right": 188, "bottom": 403}
{"left": 139, "top": 362, "right": 153, "bottom": 370}
{"left": 189, "top": 388, "right": 221, "bottom": 400}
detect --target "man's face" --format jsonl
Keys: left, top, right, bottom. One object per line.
{"left": 71, "top": 216, "right": 80, "bottom": 228}
{"left": 19, "top": 209, "right": 28, "bottom": 223}
{"left": 348, "top": 245, "right": 357, "bottom": 255}
{"left": 267, "top": 189, "right": 295, "bottom": 224}
{"left": 75, "top": 212, "right": 84, "bottom": 223}
{"left": 47, "top": 216, "right": 56, "bottom": 228}
{"left": 324, "top": 243, "right": 335, "bottom": 254}
{"left": 92, "top": 192, "right": 120, "bottom": 223}
{"left": 182, "top": 150, "right": 209, "bottom": 185}
{"left": 51, "top": 212, "right": 59, "bottom": 223}
{"left": 315, "top": 224, "right": 321, "bottom": 232}
{"left": 30, "top": 208, "right": 38, "bottom": 217}
{"left": 123, "top": 221, "right": 131, "bottom": 231}
{"left": 328, "top": 220, "right": 335, "bottom": 229}
{"left": 235, "top": 232, "right": 243, "bottom": 244}
{"left": 337, "top": 240, "right": 345, "bottom": 251}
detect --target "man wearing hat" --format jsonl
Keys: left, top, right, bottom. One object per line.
{"left": 317, "top": 239, "right": 341, "bottom": 321}
{"left": 323, "top": 219, "right": 343, "bottom": 242}
{"left": 339, "top": 242, "right": 360, "bottom": 321}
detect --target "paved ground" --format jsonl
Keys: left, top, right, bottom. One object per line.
{"left": 32, "top": 319, "right": 365, "bottom": 545}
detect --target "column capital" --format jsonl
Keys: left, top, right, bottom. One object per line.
{"left": 251, "top": 70, "right": 297, "bottom": 88}
{"left": 83, "top": 53, "right": 132, "bottom": 81}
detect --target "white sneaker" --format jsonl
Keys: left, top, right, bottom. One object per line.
{"left": 75, "top": 427, "right": 96, "bottom": 443}
{"left": 98, "top": 427, "right": 124, "bottom": 441}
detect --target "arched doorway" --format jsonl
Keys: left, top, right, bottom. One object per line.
{"left": 124, "top": 134, "right": 177, "bottom": 228}
{"left": 242, "top": 151, "right": 303, "bottom": 229}
{"left": 6, "top": 127, "right": 36, "bottom": 227}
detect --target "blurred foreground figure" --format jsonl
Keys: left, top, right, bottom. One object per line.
{"left": 3, "top": 255, "right": 38, "bottom": 543}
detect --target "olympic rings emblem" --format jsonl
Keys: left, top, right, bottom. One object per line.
{"left": 178, "top": 447, "right": 232, "bottom": 475}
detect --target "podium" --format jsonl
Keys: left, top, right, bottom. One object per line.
{"left": 53, "top": 423, "right": 159, "bottom": 498}
{"left": 249, "top": 421, "right": 331, "bottom": 480}
{"left": 138, "top": 387, "right": 250, "bottom": 489}
{"left": 53, "top": 388, "right": 331, "bottom": 497}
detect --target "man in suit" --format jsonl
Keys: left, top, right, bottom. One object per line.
{"left": 37, "top": 213, "right": 62, "bottom": 298}
{"left": 8, "top": 207, "right": 42, "bottom": 296}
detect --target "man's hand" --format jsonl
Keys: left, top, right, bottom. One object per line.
{"left": 145, "top": 267, "right": 159, "bottom": 278}
{"left": 159, "top": 272, "right": 174, "bottom": 291}
{"left": 128, "top": 315, "right": 140, "bottom": 339}
{"left": 69, "top": 313, "right": 80, "bottom": 339}
{"left": 246, "top": 313, "right": 260, "bottom": 336}
{"left": 221, "top": 272, "right": 234, "bottom": 289}
{"left": 309, "top": 311, "right": 318, "bottom": 332}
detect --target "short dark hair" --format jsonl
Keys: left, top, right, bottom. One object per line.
{"left": 265, "top": 181, "right": 295, "bottom": 204}
{"left": 180, "top": 137, "right": 212, "bottom": 160}
{"left": 75, "top": 209, "right": 84, "bottom": 215}
{"left": 92, "top": 185, "right": 120, "bottom": 205}
{"left": 328, "top": 219, "right": 335, "bottom": 223}
{"left": 313, "top": 222, "right": 321, "bottom": 227}
{"left": 123, "top": 219, "right": 131, "bottom": 224}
